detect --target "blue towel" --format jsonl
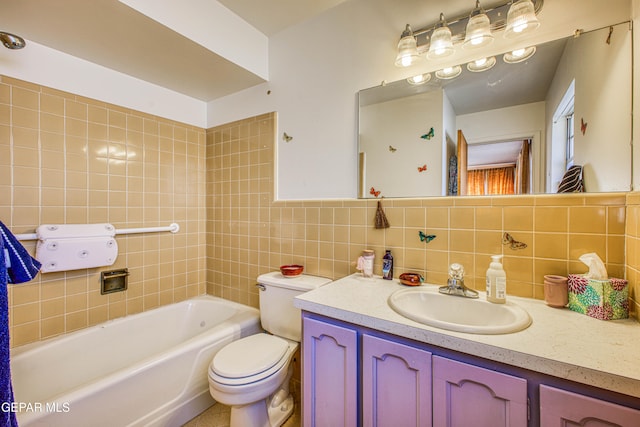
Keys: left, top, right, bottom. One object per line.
{"left": 0, "top": 221, "right": 41, "bottom": 426}
{"left": 0, "top": 222, "right": 41, "bottom": 284}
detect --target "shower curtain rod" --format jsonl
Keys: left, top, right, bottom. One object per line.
{"left": 14, "top": 223, "right": 180, "bottom": 241}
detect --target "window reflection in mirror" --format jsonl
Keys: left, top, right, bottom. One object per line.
{"left": 358, "top": 22, "right": 632, "bottom": 198}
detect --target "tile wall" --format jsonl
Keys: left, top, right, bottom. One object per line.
{"left": 1, "top": 76, "right": 207, "bottom": 347}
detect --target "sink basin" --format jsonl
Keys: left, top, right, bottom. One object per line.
{"left": 388, "top": 286, "right": 531, "bottom": 334}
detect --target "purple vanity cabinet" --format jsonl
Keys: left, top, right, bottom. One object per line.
{"left": 362, "top": 334, "right": 432, "bottom": 427}
{"left": 302, "top": 312, "right": 640, "bottom": 427}
{"left": 432, "top": 356, "right": 528, "bottom": 427}
{"left": 302, "top": 316, "right": 358, "bottom": 427}
{"left": 540, "top": 385, "right": 640, "bottom": 426}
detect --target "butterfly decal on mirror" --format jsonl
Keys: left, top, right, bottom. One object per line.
{"left": 417, "top": 164, "right": 427, "bottom": 173}
{"left": 369, "top": 187, "right": 381, "bottom": 198}
{"left": 420, "top": 127, "right": 435, "bottom": 140}
{"left": 419, "top": 231, "right": 436, "bottom": 243}
{"left": 502, "top": 232, "right": 527, "bottom": 250}
{"left": 580, "top": 118, "right": 587, "bottom": 135}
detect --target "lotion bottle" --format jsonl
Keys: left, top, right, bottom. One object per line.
{"left": 486, "top": 255, "right": 506, "bottom": 304}
{"left": 382, "top": 250, "right": 393, "bottom": 280}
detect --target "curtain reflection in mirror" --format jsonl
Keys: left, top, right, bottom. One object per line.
{"left": 468, "top": 167, "right": 515, "bottom": 195}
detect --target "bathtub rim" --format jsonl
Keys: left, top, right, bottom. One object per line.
{"left": 11, "top": 294, "right": 259, "bottom": 356}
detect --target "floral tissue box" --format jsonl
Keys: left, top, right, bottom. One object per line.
{"left": 567, "top": 274, "right": 629, "bottom": 320}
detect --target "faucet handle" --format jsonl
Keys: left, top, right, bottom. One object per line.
{"left": 449, "top": 263, "right": 464, "bottom": 280}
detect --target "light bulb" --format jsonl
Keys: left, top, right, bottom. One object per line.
{"left": 407, "top": 73, "right": 432, "bottom": 85}
{"left": 427, "top": 13, "right": 454, "bottom": 59}
{"left": 503, "top": 46, "right": 536, "bottom": 63}
{"left": 463, "top": 1, "right": 493, "bottom": 49}
{"left": 505, "top": 0, "right": 540, "bottom": 39}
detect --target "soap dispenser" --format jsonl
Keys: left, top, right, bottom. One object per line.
{"left": 486, "top": 255, "right": 506, "bottom": 304}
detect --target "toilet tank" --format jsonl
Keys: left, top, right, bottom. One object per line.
{"left": 257, "top": 272, "right": 331, "bottom": 341}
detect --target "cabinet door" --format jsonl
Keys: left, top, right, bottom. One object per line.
{"left": 362, "top": 334, "right": 432, "bottom": 427}
{"left": 302, "top": 316, "right": 358, "bottom": 427}
{"left": 540, "top": 384, "right": 640, "bottom": 426}
{"left": 433, "top": 356, "right": 528, "bottom": 427}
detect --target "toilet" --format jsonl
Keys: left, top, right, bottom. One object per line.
{"left": 208, "top": 271, "right": 331, "bottom": 427}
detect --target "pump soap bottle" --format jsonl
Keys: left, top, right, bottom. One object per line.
{"left": 486, "top": 255, "right": 506, "bottom": 303}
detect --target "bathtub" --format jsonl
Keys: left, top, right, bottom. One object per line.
{"left": 10, "top": 295, "right": 262, "bottom": 427}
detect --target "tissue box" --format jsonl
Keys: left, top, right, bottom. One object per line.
{"left": 567, "top": 274, "right": 629, "bottom": 320}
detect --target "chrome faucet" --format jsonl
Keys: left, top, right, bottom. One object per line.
{"left": 439, "top": 263, "right": 479, "bottom": 298}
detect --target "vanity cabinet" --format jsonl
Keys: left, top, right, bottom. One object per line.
{"left": 301, "top": 313, "right": 640, "bottom": 427}
{"left": 432, "top": 356, "right": 528, "bottom": 427}
{"left": 302, "top": 314, "right": 525, "bottom": 427}
{"left": 362, "top": 334, "right": 432, "bottom": 427}
{"left": 539, "top": 385, "right": 640, "bottom": 426}
{"left": 302, "top": 316, "right": 358, "bottom": 427}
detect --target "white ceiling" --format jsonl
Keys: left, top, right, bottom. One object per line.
{"left": 0, "top": 0, "right": 348, "bottom": 101}
{"left": 216, "top": 0, "right": 349, "bottom": 36}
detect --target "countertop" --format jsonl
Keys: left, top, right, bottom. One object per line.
{"left": 294, "top": 274, "right": 640, "bottom": 399}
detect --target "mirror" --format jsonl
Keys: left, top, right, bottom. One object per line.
{"left": 358, "top": 23, "right": 632, "bottom": 198}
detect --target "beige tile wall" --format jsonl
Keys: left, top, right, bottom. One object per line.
{"left": 1, "top": 76, "right": 207, "bottom": 347}
{"left": 206, "top": 114, "right": 631, "bottom": 318}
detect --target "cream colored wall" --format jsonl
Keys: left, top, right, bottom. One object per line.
{"left": 1, "top": 76, "right": 207, "bottom": 347}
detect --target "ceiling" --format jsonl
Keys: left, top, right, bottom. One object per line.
{"left": 0, "top": 0, "right": 348, "bottom": 101}
{"left": 0, "top": 0, "right": 549, "bottom": 104}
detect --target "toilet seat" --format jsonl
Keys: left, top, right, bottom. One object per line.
{"left": 210, "top": 333, "right": 292, "bottom": 386}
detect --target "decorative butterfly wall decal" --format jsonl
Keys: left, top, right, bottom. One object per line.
{"left": 420, "top": 127, "right": 435, "bottom": 140}
{"left": 369, "top": 187, "right": 381, "bottom": 198}
{"left": 580, "top": 118, "right": 587, "bottom": 135}
{"left": 502, "top": 232, "right": 527, "bottom": 250}
{"left": 419, "top": 231, "right": 436, "bottom": 243}
{"left": 389, "top": 145, "right": 397, "bottom": 152}
{"left": 417, "top": 164, "right": 427, "bottom": 173}
{"left": 283, "top": 132, "right": 293, "bottom": 142}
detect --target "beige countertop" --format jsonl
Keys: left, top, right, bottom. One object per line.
{"left": 294, "top": 274, "right": 640, "bottom": 399}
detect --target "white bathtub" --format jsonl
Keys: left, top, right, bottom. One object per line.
{"left": 10, "top": 295, "right": 262, "bottom": 427}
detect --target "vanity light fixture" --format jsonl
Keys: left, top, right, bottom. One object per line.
{"left": 394, "top": 24, "right": 423, "bottom": 67}
{"left": 427, "top": 13, "right": 454, "bottom": 59}
{"left": 407, "top": 73, "right": 432, "bottom": 85}
{"left": 463, "top": 1, "right": 493, "bottom": 49}
{"left": 394, "top": 0, "right": 543, "bottom": 67}
{"left": 436, "top": 65, "right": 462, "bottom": 80}
{"left": 503, "top": 46, "right": 536, "bottom": 63}
{"left": 466, "top": 56, "right": 496, "bottom": 72}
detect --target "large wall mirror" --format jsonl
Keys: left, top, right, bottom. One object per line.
{"left": 358, "top": 22, "right": 632, "bottom": 198}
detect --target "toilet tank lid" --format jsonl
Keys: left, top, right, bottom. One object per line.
{"left": 258, "top": 271, "right": 332, "bottom": 291}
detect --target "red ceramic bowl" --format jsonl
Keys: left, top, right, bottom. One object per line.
{"left": 399, "top": 272, "right": 423, "bottom": 286}
{"left": 280, "top": 264, "right": 304, "bottom": 277}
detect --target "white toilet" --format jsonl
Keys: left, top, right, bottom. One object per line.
{"left": 208, "top": 271, "right": 331, "bottom": 427}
